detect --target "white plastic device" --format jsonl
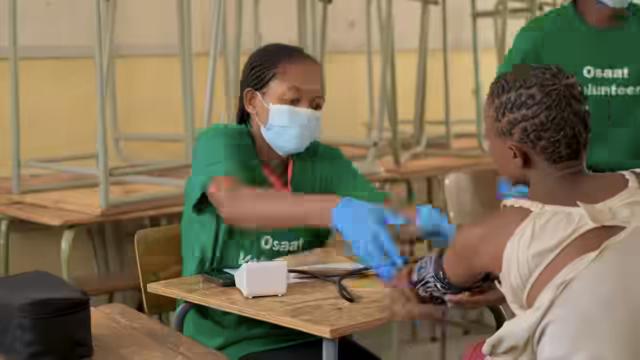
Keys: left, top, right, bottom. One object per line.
{"left": 234, "top": 261, "right": 288, "bottom": 298}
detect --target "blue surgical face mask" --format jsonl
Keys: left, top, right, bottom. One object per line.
{"left": 598, "top": 0, "right": 631, "bottom": 8}
{"left": 255, "top": 93, "right": 321, "bottom": 157}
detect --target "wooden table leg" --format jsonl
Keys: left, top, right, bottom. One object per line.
{"left": 322, "top": 338, "right": 339, "bottom": 360}
{"left": 60, "top": 226, "right": 79, "bottom": 280}
{"left": 0, "top": 217, "right": 11, "bottom": 276}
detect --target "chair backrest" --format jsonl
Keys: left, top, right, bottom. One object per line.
{"left": 134, "top": 224, "right": 182, "bottom": 316}
{"left": 443, "top": 168, "right": 501, "bottom": 225}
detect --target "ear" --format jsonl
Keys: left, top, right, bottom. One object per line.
{"left": 243, "top": 89, "right": 259, "bottom": 117}
{"left": 507, "top": 143, "right": 531, "bottom": 169}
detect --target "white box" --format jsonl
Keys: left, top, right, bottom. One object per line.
{"left": 234, "top": 261, "right": 288, "bottom": 298}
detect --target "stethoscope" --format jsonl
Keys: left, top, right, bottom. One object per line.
{"left": 288, "top": 267, "right": 372, "bottom": 303}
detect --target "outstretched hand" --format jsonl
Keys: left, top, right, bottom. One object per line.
{"left": 387, "top": 267, "right": 446, "bottom": 321}
{"left": 331, "top": 198, "right": 409, "bottom": 281}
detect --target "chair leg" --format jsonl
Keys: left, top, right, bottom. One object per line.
{"left": 0, "top": 217, "right": 11, "bottom": 276}
{"left": 462, "top": 309, "right": 471, "bottom": 335}
{"left": 429, "top": 321, "right": 438, "bottom": 342}
{"left": 60, "top": 226, "right": 79, "bottom": 281}
{"left": 488, "top": 305, "right": 506, "bottom": 331}
{"left": 173, "top": 302, "right": 196, "bottom": 333}
{"left": 439, "top": 309, "right": 448, "bottom": 360}
{"left": 411, "top": 320, "right": 419, "bottom": 341}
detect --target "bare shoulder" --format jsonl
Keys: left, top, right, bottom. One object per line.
{"left": 451, "top": 206, "right": 531, "bottom": 274}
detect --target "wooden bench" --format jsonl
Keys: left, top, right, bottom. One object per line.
{"left": 91, "top": 303, "right": 226, "bottom": 359}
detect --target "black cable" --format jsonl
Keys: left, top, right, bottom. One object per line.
{"left": 288, "top": 267, "right": 371, "bottom": 303}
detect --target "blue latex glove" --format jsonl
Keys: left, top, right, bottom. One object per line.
{"left": 416, "top": 205, "right": 457, "bottom": 248}
{"left": 497, "top": 177, "right": 529, "bottom": 200}
{"left": 331, "top": 198, "right": 408, "bottom": 281}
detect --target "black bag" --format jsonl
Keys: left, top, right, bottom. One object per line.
{"left": 0, "top": 271, "right": 93, "bottom": 360}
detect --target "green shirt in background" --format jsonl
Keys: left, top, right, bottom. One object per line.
{"left": 180, "top": 124, "right": 387, "bottom": 360}
{"left": 498, "top": 2, "right": 640, "bottom": 172}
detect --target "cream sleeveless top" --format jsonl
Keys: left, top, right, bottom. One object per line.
{"left": 483, "top": 170, "right": 640, "bottom": 359}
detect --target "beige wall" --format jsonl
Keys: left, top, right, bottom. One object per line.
{"left": 0, "top": 0, "right": 521, "bottom": 54}
{"left": 0, "top": 49, "right": 499, "bottom": 176}
{"left": 0, "top": 1, "right": 504, "bottom": 277}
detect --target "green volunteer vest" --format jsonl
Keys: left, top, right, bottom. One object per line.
{"left": 498, "top": 2, "right": 640, "bottom": 172}
{"left": 180, "top": 124, "right": 386, "bottom": 360}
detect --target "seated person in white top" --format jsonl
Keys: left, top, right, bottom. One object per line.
{"left": 392, "top": 64, "right": 640, "bottom": 359}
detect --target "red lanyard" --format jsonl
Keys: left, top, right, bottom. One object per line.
{"left": 261, "top": 159, "right": 293, "bottom": 192}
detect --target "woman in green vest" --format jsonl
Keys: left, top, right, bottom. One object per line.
{"left": 181, "top": 43, "right": 455, "bottom": 360}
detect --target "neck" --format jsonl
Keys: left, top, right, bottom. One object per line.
{"left": 250, "top": 126, "right": 287, "bottom": 166}
{"left": 575, "top": 0, "right": 628, "bottom": 28}
{"left": 527, "top": 161, "right": 589, "bottom": 199}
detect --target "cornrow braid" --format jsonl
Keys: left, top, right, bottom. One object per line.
{"left": 487, "top": 64, "right": 591, "bottom": 165}
{"left": 237, "top": 43, "right": 318, "bottom": 126}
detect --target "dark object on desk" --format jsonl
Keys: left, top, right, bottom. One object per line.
{"left": 203, "top": 269, "right": 236, "bottom": 287}
{"left": 0, "top": 271, "right": 93, "bottom": 360}
{"left": 288, "top": 267, "right": 371, "bottom": 303}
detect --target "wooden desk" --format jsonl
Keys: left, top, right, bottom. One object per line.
{"left": 1, "top": 168, "right": 189, "bottom": 216}
{"left": 0, "top": 201, "right": 182, "bottom": 280}
{"left": 0, "top": 158, "right": 186, "bottom": 279}
{"left": 148, "top": 274, "right": 388, "bottom": 360}
{"left": 92, "top": 303, "right": 226, "bottom": 359}
{"left": 338, "top": 137, "right": 494, "bottom": 184}
{"left": 371, "top": 155, "right": 494, "bottom": 183}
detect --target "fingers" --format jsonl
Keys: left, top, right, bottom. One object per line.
{"left": 388, "top": 287, "right": 446, "bottom": 321}
{"left": 383, "top": 209, "right": 410, "bottom": 226}
{"left": 445, "top": 289, "right": 506, "bottom": 308}
{"left": 379, "top": 226, "right": 404, "bottom": 268}
{"left": 445, "top": 293, "right": 483, "bottom": 309}
{"left": 386, "top": 266, "right": 413, "bottom": 288}
{"left": 398, "top": 240, "right": 415, "bottom": 258}
{"left": 374, "top": 263, "right": 399, "bottom": 282}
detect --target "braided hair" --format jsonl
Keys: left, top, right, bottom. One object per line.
{"left": 237, "top": 43, "right": 319, "bottom": 126}
{"left": 487, "top": 64, "right": 591, "bottom": 165}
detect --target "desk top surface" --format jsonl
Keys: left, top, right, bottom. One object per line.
{"left": 0, "top": 169, "right": 187, "bottom": 219}
{"left": 0, "top": 173, "right": 183, "bottom": 226}
{"left": 91, "top": 303, "right": 226, "bottom": 360}
{"left": 372, "top": 155, "right": 493, "bottom": 181}
{"left": 0, "top": 202, "right": 182, "bottom": 226}
{"left": 148, "top": 274, "right": 389, "bottom": 339}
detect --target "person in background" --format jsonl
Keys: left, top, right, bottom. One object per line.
{"left": 500, "top": 0, "right": 640, "bottom": 172}
{"left": 180, "top": 43, "right": 453, "bottom": 360}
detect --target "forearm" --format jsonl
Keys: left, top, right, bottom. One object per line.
{"left": 209, "top": 177, "right": 340, "bottom": 229}
{"left": 227, "top": 190, "right": 340, "bottom": 229}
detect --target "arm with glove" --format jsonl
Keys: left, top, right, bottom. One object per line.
{"left": 389, "top": 206, "right": 522, "bottom": 308}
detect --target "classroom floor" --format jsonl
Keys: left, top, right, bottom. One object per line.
{"left": 355, "top": 310, "right": 493, "bottom": 360}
